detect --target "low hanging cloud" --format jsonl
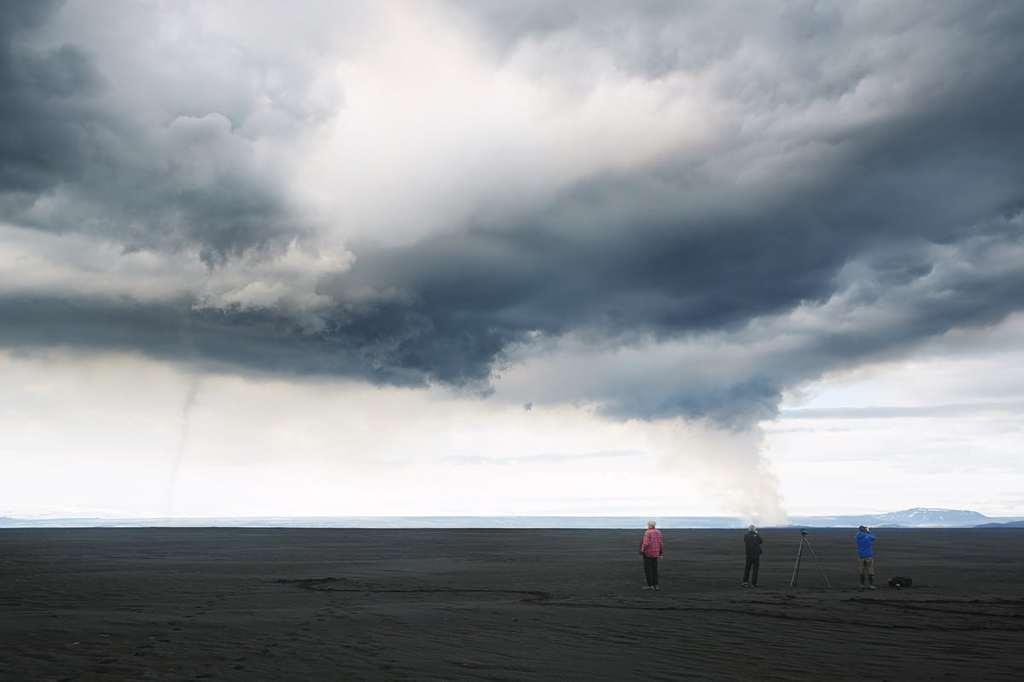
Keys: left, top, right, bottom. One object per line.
{"left": 1, "top": 0, "right": 1024, "bottom": 430}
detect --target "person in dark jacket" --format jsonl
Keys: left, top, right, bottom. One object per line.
{"left": 742, "top": 524, "right": 763, "bottom": 587}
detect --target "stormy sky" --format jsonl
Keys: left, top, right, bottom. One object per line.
{"left": 3, "top": 1, "right": 1024, "bottom": 519}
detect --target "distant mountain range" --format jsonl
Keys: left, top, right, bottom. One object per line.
{"left": 789, "top": 507, "right": 1024, "bottom": 528}
{"left": 2, "top": 508, "right": 1023, "bottom": 529}
{"left": 976, "top": 520, "right": 1024, "bottom": 528}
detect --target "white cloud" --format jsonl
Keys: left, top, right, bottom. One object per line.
{"left": 0, "top": 223, "right": 352, "bottom": 318}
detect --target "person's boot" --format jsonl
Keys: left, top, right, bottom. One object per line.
{"left": 868, "top": 576, "right": 877, "bottom": 590}
{"left": 859, "top": 575, "right": 865, "bottom": 591}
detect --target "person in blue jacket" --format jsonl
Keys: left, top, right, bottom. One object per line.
{"left": 856, "top": 525, "right": 876, "bottom": 590}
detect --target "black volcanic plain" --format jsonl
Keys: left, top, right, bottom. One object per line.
{"left": 2, "top": 528, "right": 1023, "bottom": 680}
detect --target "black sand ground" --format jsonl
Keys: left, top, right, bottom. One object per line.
{"left": 2, "top": 528, "right": 1023, "bottom": 680}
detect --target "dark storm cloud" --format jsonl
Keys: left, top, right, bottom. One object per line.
{"left": 0, "top": 294, "right": 428, "bottom": 385}
{"left": 0, "top": 1, "right": 305, "bottom": 264}
{"left": 2, "top": 1, "right": 1024, "bottom": 424}
{"left": 0, "top": 1, "right": 101, "bottom": 193}
{"left": 321, "top": 55, "right": 1024, "bottom": 409}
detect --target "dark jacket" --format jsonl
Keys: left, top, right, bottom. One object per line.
{"left": 744, "top": 531, "right": 763, "bottom": 559}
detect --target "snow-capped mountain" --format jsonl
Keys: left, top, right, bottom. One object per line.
{"left": 873, "top": 508, "right": 989, "bottom": 527}
{"left": 790, "top": 508, "right": 1019, "bottom": 528}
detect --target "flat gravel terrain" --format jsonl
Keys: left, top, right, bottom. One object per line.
{"left": 2, "top": 528, "right": 1023, "bottom": 680}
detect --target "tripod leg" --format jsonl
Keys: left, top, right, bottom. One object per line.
{"left": 802, "top": 539, "right": 832, "bottom": 588}
{"left": 789, "top": 538, "right": 805, "bottom": 587}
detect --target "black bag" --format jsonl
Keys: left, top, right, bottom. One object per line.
{"left": 888, "top": 576, "right": 913, "bottom": 589}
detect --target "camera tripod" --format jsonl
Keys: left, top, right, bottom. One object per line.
{"left": 790, "top": 530, "right": 831, "bottom": 588}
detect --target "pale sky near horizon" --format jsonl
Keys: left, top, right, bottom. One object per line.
{"left": 2, "top": 1, "right": 1024, "bottom": 519}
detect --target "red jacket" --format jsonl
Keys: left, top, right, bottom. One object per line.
{"left": 641, "top": 528, "right": 663, "bottom": 557}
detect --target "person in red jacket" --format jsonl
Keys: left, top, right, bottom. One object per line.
{"left": 639, "top": 519, "right": 664, "bottom": 590}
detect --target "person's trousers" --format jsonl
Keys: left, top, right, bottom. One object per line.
{"left": 743, "top": 556, "right": 760, "bottom": 585}
{"left": 643, "top": 555, "right": 660, "bottom": 586}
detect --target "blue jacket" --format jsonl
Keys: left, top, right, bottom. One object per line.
{"left": 856, "top": 530, "right": 875, "bottom": 558}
